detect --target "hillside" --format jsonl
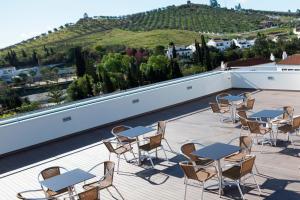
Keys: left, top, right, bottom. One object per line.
{"left": 0, "top": 3, "right": 286, "bottom": 60}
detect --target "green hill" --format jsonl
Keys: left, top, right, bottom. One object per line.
{"left": 0, "top": 3, "right": 288, "bottom": 61}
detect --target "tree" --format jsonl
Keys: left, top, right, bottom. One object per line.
{"left": 140, "top": 55, "right": 169, "bottom": 83}
{"left": 193, "top": 40, "right": 203, "bottom": 65}
{"left": 253, "top": 32, "right": 270, "bottom": 58}
{"left": 0, "top": 87, "right": 23, "bottom": 111}
{"left": 32, "top": 50, "right": 39, "bottom": 65}
{"left": 235, "top": 3, "right": 242, "bottom": 11}
{"left": 102, "top": 70, "right": 115, "bottom": 93}
{"left": 67, "top": 75, "right": 94, "bottom": 100}
{"left": 201, "top": 35, "right": 212, "bottom": 71}
{"left": 47, "top": 87, "right": 64, "bottom": 104}
{"left": 210, "top": 0, "right": 220, "bottom": 8}
{"left": 5, "top": 50, "right": 18, "bottom": 66}
{"left": 154, "top": 45, "right": 165, "bottom": 56}
{"left": 74, "top": 47, "right": 86, "bottom": 77}
{"left": 21, "top": 49, "right": 27, "bottom": 58}
{"left": 169, "top": 60, "right": 183, "bottom": 79}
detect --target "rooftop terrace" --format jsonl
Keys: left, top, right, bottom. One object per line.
{"left": 1, "top": 89, "right": 300, "bottom": 199}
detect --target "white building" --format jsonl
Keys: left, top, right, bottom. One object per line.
{"left": 166, "top": 46, "right": 193, "bottom": 59}
{"left": 206, "top": 39, "right": 232, "bottom": 51}
{"left": 232, "top": 39, "right": 254, "bottom": 49}
{"left": 293, "top": 27, "right": 300, "bottom": 39}
{"left": 0, "top": 67, "right": 17, "bottom": 82}
{"left": 276, "top": 54, "right": 300, "bottom": 71}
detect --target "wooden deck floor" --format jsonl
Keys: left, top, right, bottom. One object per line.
{"left": 1, "top": 89, "right": 300, "bottom": 200}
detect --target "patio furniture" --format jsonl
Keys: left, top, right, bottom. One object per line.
{"left": 38, "top": 166, "right": 73, "bottom": 198}
{"left": 156, "top": 121, "right": 174, "bottom": 152}
{"left": 250, "top": 109, "right": 284, "bottom": 120}
{"left": 237, "top": 111, "right": 250, "bottom": 136}
{"left": 247, "top": 120, "right": 272, "bottom": 152}
{"left": 181, "top": 143, "right": 214, "bottom": 167}
{"left": 216, "top": 93, "right": 230, "bottom": 108}
{"left": 192, "top": 143, "right": 241, "bottom": 196}
{"left": 111, "top": 125, "right": 136, "bottom": 145}
{"left": 237, "top": 98, "right": 255, "bottom": 112}
{"left": 118, "top": 126, "right": 155, "bottom": 165}
{"left": 219, "top": 95, "right": 245, "bottom": 123}
{"left": 225, "top": 136, "right": 253, "bottom": 163}
{"left": 272, "top": 106, "right": 294, "bottom": 125}
{"left": 17, "top": 189, "right": 57, "bottom": 200}
{"left": 83, "top": 161, "right": 124, "bottom": 199}
{"left": 222, "top": 155, "right": 261, "bottom": 200}
{"left": 278, "top": 116, "right": 300, "bottom": 149}
{"left": 64, "top": 187, "right": 99, "bottom": 200}
{"left": 179, "top": 161, "right": 217, "bottom": 200}
{"left": 39, "top": 168, "right": 95, "bottom": 199}
{"left": 210, "top": 102, "right": 230, "bottom": 122}
{"left": 139, "top": 134, "right": 168, "bottom": 168}
{"left": 103, "top": 140, "right": 136, "bottom": 173}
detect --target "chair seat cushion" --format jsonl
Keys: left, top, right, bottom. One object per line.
{"left": 196, "top": 169, "right": 216, "bottom": 182}
{"left": 83, "top": 179, "right": 112, "bottom": 190}
{"left": 46, "top": 188, "right": 68, "bottom": 197}
{"left": 224, "top": 152, "right": 247, "bottom": 162}
{"left": 115, "top": 144, "right": 132, "bottom": 154}
{"left": 278, "top": 124, "right": 293, "bottom": 133}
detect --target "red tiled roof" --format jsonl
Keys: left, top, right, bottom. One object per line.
{"left": 277, "top": 54, "right": 300, "bottom": 65}
{"left": 226, "top": 57, "right": 273, "bottom": 68}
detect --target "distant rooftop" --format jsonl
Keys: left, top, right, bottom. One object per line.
{"left": 277, "top": 54, "right": 300, "bottom": 65}
{"left": 226, "top": 57, "right": 273, "bottom": 68}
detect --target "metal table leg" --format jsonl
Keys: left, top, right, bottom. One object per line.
{"left": 216, "top": 160, "right": 224, "bottom": 196}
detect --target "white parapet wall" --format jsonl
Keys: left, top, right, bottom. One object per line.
{"left": 231, "top": 71, "right": 300, "bottom": 91}
{"left": 0, "top": 71, "right": 231, "bottom": 155}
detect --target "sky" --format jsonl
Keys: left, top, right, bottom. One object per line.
{"left": 1, "top": 0, "right": 300, "bottom": 49}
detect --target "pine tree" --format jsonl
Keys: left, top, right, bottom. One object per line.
{"left": 74, "top": 47, "right": 86, "bottom": 77}
{"left": 102, "top": 70, "right": 114, "bottom": 93}
{"left": 32, "top": 50, "right": 39, "bottom": 65}
{"left": 200, "top": 35, "right": 212, "bottom": 71}
{"left": 21, "top": 49, "right": 27, "bottom": 58}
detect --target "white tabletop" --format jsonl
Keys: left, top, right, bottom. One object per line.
{"left": 40, "top": 168, "right": 95, "bottom": 192}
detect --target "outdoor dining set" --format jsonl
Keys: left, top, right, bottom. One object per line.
{"left": 16, "top": 92, "right": 300, "bottom": 200}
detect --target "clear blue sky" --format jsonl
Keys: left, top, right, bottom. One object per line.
{"left": 1, "top": 0, "right": 300, "bottom": 48}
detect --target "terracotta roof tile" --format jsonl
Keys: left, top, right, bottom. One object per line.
{"left": 226, "top": 57, "right": 272, "bottom": 68}
{"left": 277, "top": 54, "right": 300, "bottom": 65}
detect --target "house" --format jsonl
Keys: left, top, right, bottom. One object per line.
{"left": 276, "top": 54, "right": 300, "bottom": 71}
{"left": 232, "top": 39, "right": 254, "bottom": 49}
{"left": 293, "top": 27, "right": 300, "bottom": 39}
{"left": 166, "top": 45, "right": 193, "bottom": 59}
{"left": 225, "top": 57, "right": 274, "bottom": 71}
{"left": 207, "top": 39, "right": 232, "bottom": 51}
{"left": 0, "top": 67, "right": 17, "bottom": 83}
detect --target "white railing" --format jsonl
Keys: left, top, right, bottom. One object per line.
{"left": 0, "top": 71, "right": 231, "bottom": 155}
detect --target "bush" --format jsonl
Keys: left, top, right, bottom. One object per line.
{"left": 182, "top": 65, "right": 207, "bottom": 76}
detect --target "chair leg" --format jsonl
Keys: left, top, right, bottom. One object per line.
{"left": 184, "top": 179, "right": 188, "bottom": 200}
{"left": 164, "top": 139, "right": 174, "bottom": 153}
{"left": 130, "top": 149, "right": 137, "bottom": 160}
{"left": 146, "top": 152, "right": 155, "bottom": 168}
{"left": 117, "top": 155, "right": 120, "bottom": 174}
{"left": 161, "top": 146, "right": 169, "bottom": 162}
{"left": 200, "top": 181, "right": 205, "bottom": 200}
{"left": 112, "top": 185, "right": 125, "bottom": 200}
{"left": 236, "top": 181, "right": 245, "bottom": 200}
{"left": 123, "top": 153, "right": 129, "bottom": 162}
{"left": 254, "top": 163, "right": 260, "bottom": 174}
{"left": 252, "top": 173, "right": 261, "bottom": 195}
{"left": 108, "top": 153, "right": 111, "bottom": 161}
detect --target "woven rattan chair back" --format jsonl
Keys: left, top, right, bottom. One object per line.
{"left": 240, "top": 156, "right": 256, "bottom": 177}
{"left": 157, "top": 121, "right": 166, "bottom": 138}
{"left": 247, "top": 121, "right": 261, "bottom": 134}
{"left": 103, "top": 141, "right": 116, "bottom": 154}
{"left": 283, "top": 106, "right": 294, "bottom": 120}
{"left": 238, "top": 111, "right": 248, "bottom": 127}
{"left": 246, "top": 98, "right": 255, "bottom": 110}
{"left": 103, "top": 161, "right": 115, "bottom": 186}
{"left": 41, "top": 167, "right": 60, "bottom": 180}
{"left": 179, "top": 161, "right": 198, "bottom": 181}
{"left": 216, "top": 93, "right": 230, "bottom": 106}
{"left": 210, "top": 102, "right": 221, "bottom": 113}
{"left": 292, "top": 116, "right": 300, "bottom": 129}
{"left": 78, "top": 187, "right": 99, "bottom": 200}
{"left": 240, "top": 136, "right": 253, "bottom": 154}
{"left": 149, "top": 134, "right": 163, "bottom": 149}
{"left": 181, "top": 143, "right": 199, "bottom": 162}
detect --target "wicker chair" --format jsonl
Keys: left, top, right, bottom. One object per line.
{"left": 210, "top": 102, "right": 230, "bottom": 122}
{"left": 156, "top": 121, "right": 174, "bottom": 152}
{"left": 17, "top": 189, "right": 56, "bottom": 200}
{"left": 111, "top": 125, "right": 136, "bottom": 145}
{"left": 64, "top": 187, "right": 99, "bottom": 200}
{"left": 237, "top": 98, "right": 255, "bottom": 112}
{"left": 103, "top": 140, "right": 136, "bottom": 173}
{"left": 181, "top": 143, "right": 214, "bottom": 167}
{"left": 216, "top": 93, "right": 230, "bottom": 108}
{"left": 247, "top": 120, "right": 272, "bottom": 152}
{"left": 38, "top": 166, "right": 73, "bottom": 198}
{"left": 179, "top": 161, "right": 217, "bottom": 200}
{"left": 278, "top": 116, "right": 300, "bottom": 149}
{"left": 272, "top": 106, "right": 294, "bottom": 125}
{"left": 225, "top": 136, "right": 253, "bottom": 163}
{"left": 222, "top": 155, "right": 261, "bottom": 200}
{"left": 139, "top": 134, "right": 168, "bottom": 168}
{"left": 83, "top": 161, "right": 123, "bottom": 199}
